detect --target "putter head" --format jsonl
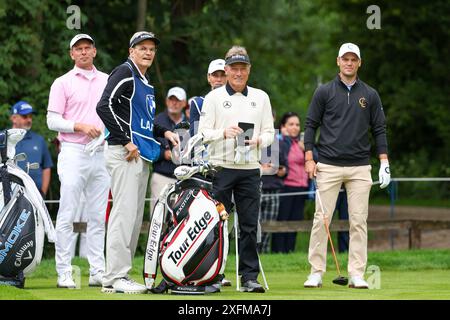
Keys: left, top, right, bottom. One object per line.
{"left": 332, "top": 276, "right": 348, "bottom": 286}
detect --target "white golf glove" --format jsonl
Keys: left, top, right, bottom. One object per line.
{"left": 379, "top": 159, "right": 391, "bottom": 189}
{"left": 84, "top": 131, "right": 105, "bottom": 156}
{"left": 234, "top": 145, "right": 251, "bottom": 164}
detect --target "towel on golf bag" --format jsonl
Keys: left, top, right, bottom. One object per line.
{"left": 144, "top": 181, "right": 229, "bottom": 289}
{"left": 0, "top": 129, "right": 55, "bottom": 280}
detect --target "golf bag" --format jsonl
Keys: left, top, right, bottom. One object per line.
{"left": 144, "top": 132, "right": 229, "bottom": 294}
{"left": 0, "top": 129, "right": 56, "bottom": 288}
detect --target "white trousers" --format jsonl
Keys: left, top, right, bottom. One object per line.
{"left": 55, "top": 143, "right": 110, "bottom": 275}
{"left": 69, "top": 194, "right": 88, "bottom": 259}
{"left": 103, "top": 145, "right": 150, "bottom": 286}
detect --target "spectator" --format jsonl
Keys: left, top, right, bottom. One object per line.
{"left": 10, "top": 101, "right": 53, "bottom": 197}
{"left": 150, "top": 86, "right": 187, "bottom": 213}
{"left": 272, "top": 112, "right": 309, "bottom": 253}
{"left": 258, "top": 110, "right": 288, "bottom": 253}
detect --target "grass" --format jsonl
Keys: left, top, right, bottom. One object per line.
{"left": 1, "top": 249, "right": 450, "bottom": 300}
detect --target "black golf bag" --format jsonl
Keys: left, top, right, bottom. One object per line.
{"left": 143, "top": 165, "right": 229, "bottom": 294}
{"left": 0, "top": 129, "right": 55, "bottom": 288}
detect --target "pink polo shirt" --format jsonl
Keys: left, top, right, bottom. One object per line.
{"left": 48, "top": 66, "right": 108, "bottom": 145}
{"left": 284, "top": 138, "right": 309, "bottom": 187}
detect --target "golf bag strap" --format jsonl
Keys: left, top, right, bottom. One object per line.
{"left": 143, "top": 200, "right": 166, "bottom": 289}
{"left": 0, "top": 130, "right": 7, "bottom": 165}
{"left": 0, "top": 166, "right": 12, "bottom": 204}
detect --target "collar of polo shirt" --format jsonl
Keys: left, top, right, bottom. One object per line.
{"left": 225, "top": 82, "right": 248, "bottom": 96}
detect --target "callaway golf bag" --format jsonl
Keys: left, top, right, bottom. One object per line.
{"left": 144, "top": 131, "right": 229, "bottom": 294}
{"left": 0, "top": 129, "right": 56, "bottom": 288}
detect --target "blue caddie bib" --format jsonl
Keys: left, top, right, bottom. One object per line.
{"left": 126, "top": 62, "right": 160, "bottom": 162}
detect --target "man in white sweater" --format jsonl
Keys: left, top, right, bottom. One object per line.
{"left": 198, "top": 45, "right": 274, "bottom": 293}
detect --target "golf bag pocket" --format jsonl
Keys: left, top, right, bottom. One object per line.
{"left": 0, "top": 185, "right": 44, "bottom": 278}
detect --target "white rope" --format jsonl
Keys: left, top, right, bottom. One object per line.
{"left": 42, "top": 177, "right": 449, "bottom": 204}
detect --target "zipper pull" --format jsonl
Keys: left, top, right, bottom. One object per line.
{"left": 347, "top": 92, "right": 350, "bottom": 105}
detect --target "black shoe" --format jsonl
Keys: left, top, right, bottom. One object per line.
{"left": 240, "top": 280, "right": 265, "bottom": 293}
{"left": 150, "top": 279, "right": 169, "bottom": 294}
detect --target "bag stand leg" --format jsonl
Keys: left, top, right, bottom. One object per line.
{"left": 234, "top": 211, "right": 269, "bottom": 291}
{"left": 258, "top": 255, "right": 269, "bottom": 290}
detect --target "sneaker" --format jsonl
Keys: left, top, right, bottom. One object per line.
{"left": 240, "top": 279, "right": 265, "bottom": 293}
{"left": 221, "top": 278, "right": 231, "bottom": 287}
{"left": 304, "top": 273, "right": 322, "bottom": 288}
{"left": 349, "top": 276, "right": 369, "bottom": 289}
{"left": 101, "top": 277, "right": 147, "bottom": 294}
{"left": 88, "top": 271, "right": 104, "bottom": 287}
{"left": 57, "top": 271, "right": 76, "bottom": 289}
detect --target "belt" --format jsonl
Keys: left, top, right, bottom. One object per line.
{"left": 61, "top": 142, "right": 104, "bottom": 152}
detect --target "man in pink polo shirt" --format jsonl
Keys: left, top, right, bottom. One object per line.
{"left": 47, "top": 34, "right": 110, "bottom": 289}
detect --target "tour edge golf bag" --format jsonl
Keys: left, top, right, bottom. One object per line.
{"left": 0, "top": 129, "right": 56, "bottom": 288}
{"left": 143, "top": 130, "right": 229, "bottom": 295}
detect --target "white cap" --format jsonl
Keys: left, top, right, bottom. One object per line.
{"left": 207, "top": 59, "right": 226, "bottom": 74}
{"left": 69, "top": 34, "right": 94, "bottom": 49}
{"left": 167, "top": 87, "right": 187, "bottom": 101}
{"left": 338, "top": 43, "right": 361, "bottom": 59}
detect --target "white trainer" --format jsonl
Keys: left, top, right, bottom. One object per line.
{"left": 57, "top": 271, "right": 76, "bottom": 289}
{"left": 101, "top": 277, "right": 147, "bottom": 294}
{"left": 349, "top": 276, "right": 369, "bottom": 289}
{"left": 304, "top": 273, "right": 322, "bottom": 288}
{"left": 89, "top": 271, "right": 104, "bottom": 287}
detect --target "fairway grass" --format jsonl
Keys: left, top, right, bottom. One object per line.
{"left": 1, "top": 250, "right": 449, "bottom": 300}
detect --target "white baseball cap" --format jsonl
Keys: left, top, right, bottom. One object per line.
{"left": 70, "top": 34, "right": 94, "bottom": 49}
{"left": 207, "top": 59, "right": 225, "bottom": 74}
{"left": 167, "top": 87, "right": 187, "bottom": 101}
{"left": 338, "top": 43, "right": 361, "bottom": 59}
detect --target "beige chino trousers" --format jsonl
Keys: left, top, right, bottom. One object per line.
{"left": 103, "top": 145, "right": 150, "bottom": 286}
{"left": 308, "top": 162, "right": 372, "bottom": 278}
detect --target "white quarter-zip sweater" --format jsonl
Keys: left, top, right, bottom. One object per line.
{"left": 198, "top": 83, "right": 275, "bottom": 170}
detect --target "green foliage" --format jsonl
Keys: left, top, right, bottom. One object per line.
{"left": 0, "top": 0, "right": 448, "bottom": 206}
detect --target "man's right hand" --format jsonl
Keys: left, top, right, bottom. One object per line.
{"left": 305, "top": 160, "right": 317, "bottom": 179}
{"left": 124, "top": 142, "right": 139, "bottom": 162}
{"left": 223, "top": 126, "right": 243, "bottom": 139}
{"left": 75, "top": 123, "right": 101, "bottom": 139}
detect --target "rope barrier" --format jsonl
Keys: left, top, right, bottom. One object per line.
{"left": 43, "top": 177, "right": 449, "bottom": 204}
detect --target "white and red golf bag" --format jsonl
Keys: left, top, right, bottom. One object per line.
{"left": 0, "top": 129, "right": 56, "bottom": 288}
{"left": 143, "top": 132, "right": 229, "bottom": 293}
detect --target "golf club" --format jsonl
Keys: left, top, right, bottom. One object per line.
{"left": 26, "top": 162, "right": 39, "bottom": 174}
{"left": 314, "top": 179, "right": 348, "bottom": 286}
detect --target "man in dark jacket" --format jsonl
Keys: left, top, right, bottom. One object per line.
{"left": 303, "top": 43, "right": 391, "bottom": 289}
{"left": 150, "top": 87, "right": 187, "bottom": 212}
